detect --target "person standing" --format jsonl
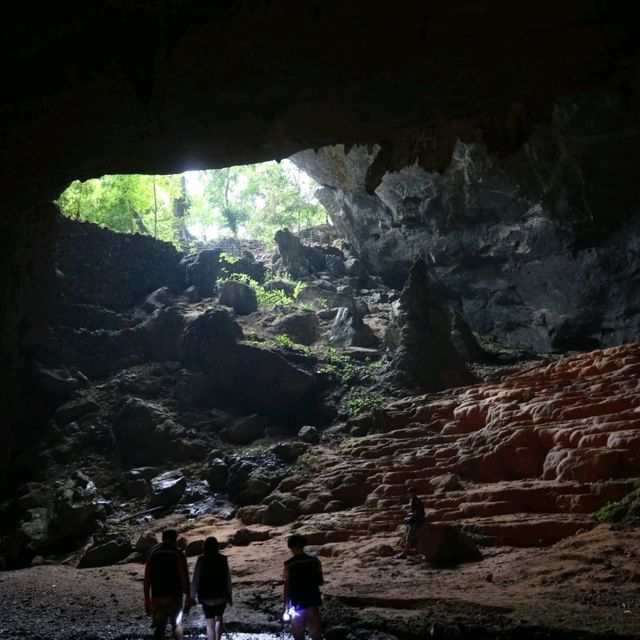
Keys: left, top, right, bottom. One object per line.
{"left": 283, "top": 533, "right": 324, "bottom": 640}
{"left": 144, "top": 529, "right": 191, "bottom": 640}
{"left": 191, "top": 536, "right": 232, "bottom": 640}
{"left": 396, "top": 485, "right": 426, "bottom": 559}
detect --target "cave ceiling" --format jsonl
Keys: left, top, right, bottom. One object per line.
{"left": 2, "top": 1, "right": 639, "bottom": 222}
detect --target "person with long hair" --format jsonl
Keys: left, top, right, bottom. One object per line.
{"left": 190, "top": 536, "right": 232, "bottom": 640}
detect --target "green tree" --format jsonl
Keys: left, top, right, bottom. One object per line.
{"left": 55, "top": 174, "right": 184, "bottom": 247}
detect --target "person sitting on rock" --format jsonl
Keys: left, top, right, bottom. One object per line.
{"left": 396, "top": 486, "right": 426, "bottom": 559}
{"left": 190, "top": 536, "right": 232, "bottom": 640}
{"left": 283, "top": 533, "right": 324, "bottom": 640}
{"left": 144, "top": 528, "right": 191, "bottom": 640}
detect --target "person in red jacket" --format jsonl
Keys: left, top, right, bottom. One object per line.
{"left": 144, "top": 529, "right": 191, "bottom": 640}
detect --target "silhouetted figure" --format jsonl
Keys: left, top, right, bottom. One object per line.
{"left": 396, "top": 486, "right": 426, "bottom": 558}
{"left": 144, "top": 529, "right": 191, "bottom": 640}
{"left": 191, "top": 536, "right": 232, "bottom": 640}
{"left": 283, "top": 533, "right": 324, "bottom": 640}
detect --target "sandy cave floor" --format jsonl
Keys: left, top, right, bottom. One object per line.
{"left": 1, "top": 518, "right": 640, "bottom": 640}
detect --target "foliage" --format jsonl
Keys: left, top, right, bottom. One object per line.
{"left": 594, "top": 481, "right": 640, "bottom": 524}
{"left": 344, "top": 387, "right": 386, "bottom": 417}
{"left": 55, "top": 159, "right": 327, "bottom": 247}
{"left": 318, "top": 348, "right": 386, "bottom": 417}
{"left": 186, "top": 160, "right": 326, "bottom": 245}
{"left": 273, "top": 334, "right": 296, "bottom": 349}
{"left": 219, "top": 272, "right": 306, "bottom": 312}
{"left": 55, "top": 174, "right": 185, "bottom": 247}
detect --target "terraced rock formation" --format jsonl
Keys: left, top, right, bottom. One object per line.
{"left": 248, "top": 343, "right": 640, "bottom": 551}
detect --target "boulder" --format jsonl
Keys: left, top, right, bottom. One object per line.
{"left": 54, "top": 398, "right": 99, "bottom": 426}
{"left": 223, "top": 414, "right": 268, "bottom": 445}
{"left": 227, "top": 528, "right": 271, "bottom": 546}
{"left": 264, "top": 278, "right": 297, "bottom": 297}
{"left": 184, "top": 285, "right": 202, "bottom": 303}
{"left": 181, "top": 309, "right": 317, "bottom": 410}
{"left": 329, "top": 307, "right": 379, "bottom": 348}
{"left": 262, "top": 499, "right": 296, "bottom": 526}
{"left": 48, "top": 472, "right": 107, "bottom": 543}
{"left": 418, "top": 524, "right": 481, "bottom": 565}
{"left": 298, "top": 425, "right": 320, "bottom": 444}
{"left": 142, "top": 287, "right": 174, "bottom": 313}
{"left": 179, "top": 307, "right": 244, "bottom": 370}
{"left": 326, "top": 255, "right": 347, "bottom": 278}
{"left": 206, "top": 458, "right": 229, "bottom": 491}
{"left": 272, "top": 310, "right": 320, "bottom": 345}
{"left": 185, "top": 539, "right": 205, "bottom": 557}
{"left": 219, "top": 279, "right": 258, "bottom": 315}
{"left": 181, "top": 249, "right": 222, "bottom": 298}
{"left": 274, "top": 229, "right": 326, "bottom": 277}
{"left": 135, "top": 531, "right": 159, "bottom": 553}
{"left": 272, "top": 441, "right": 309, "bottom": 462}
{"left": 78, "top": 537, "right": 133, "bottom": 568}
{"left": 243, "top": 473, "right": 274, "bottom": 502}
{"left": 226, "top": 460, "right": 257, "bottom": 496}
{"left": 113, "top": 398, "right": 180, "bottom": 465}
{"left": 140, "top": 307, "right": 186, "bottom": 361}
{"left": 31, "top": 361, "right": 81, "bottom": 398}
{"left": 149, "top": 471, "right": 187, "bottom": 507}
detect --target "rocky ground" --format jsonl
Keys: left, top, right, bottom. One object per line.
{"left": 2, "top": 223, "right": 640, "bottom": 639}
{"left": 1, "top": 521, "right": 639, "bottom": 639}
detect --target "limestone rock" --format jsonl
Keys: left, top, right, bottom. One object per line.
{"left": 298, "top": 425, "right": 320, "bottom": 444}
{"left": 78, "top": 537, "right": 133, "bottom": 568}
{"left": 181, "top": 249, "right": 222, "bottom": 298}
{"left": 272, "top": 310, "right": 320, "bottom": 345}
{"left": 54, "top": 398, "right": 99, "bottom": 426}
{"left": 272, "top": 442, "right": 309, "bottom": 462}
{"left": 148, "top": 470, "right": 187, "bottom": 507}
{"left": 206, "top": 458, "right": 229, "bottom": 492}
{"left": 274, "top": 229, "right": 326, "bottom": 278}
{"left": 219, "top": 279, "right": 258, "bottom": 315}
{"left": 222, "top": 414, "right": 268, "bottom": 445}
{"left": 227, "top": 528, "right": 270, "bottom": 546}
{"left": 135, "top": 531, "right": 158, "bottom": 553}
{"left": 329, "top": 307, "right": 378, "bottom": 348}
{"left": 418, "top": 524, "right": 481, "bottom": 565}
{"left": 390, "top": 259, "right": 475, "bottom": 392}
{"left": 140, "top": 306, "right": 186, "bottom": 362}
{"left": 142, "top": 287, "right": 174, "bottom": 313}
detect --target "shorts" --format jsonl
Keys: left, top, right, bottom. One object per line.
{"left": 405, "top": 522, "right": 424, "bottom": 547}
{"left": 202, "top": 602, "right": 226, "bottom": 618}
{"left": 151, "top": 595, "right": 183, "bottom": 630}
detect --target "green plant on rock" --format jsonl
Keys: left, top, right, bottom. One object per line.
{"left": 594, "top": 480, "right": 640, "bottom": 524}
{"left": 274, "top": 334, "right": 296, "bottom": 349}
{"left": 344, "top": 387, "right": 385, "bottom": 417}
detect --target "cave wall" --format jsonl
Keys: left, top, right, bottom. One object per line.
{"left": 292, "top": 94, "right": 640, "bottom": 351}
{"left": 54, "top": 216, "right": 184, "bottom": 312}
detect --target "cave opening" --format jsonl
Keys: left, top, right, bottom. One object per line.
{"left": 3, "top": 4, "right": 640, "bottom": 638}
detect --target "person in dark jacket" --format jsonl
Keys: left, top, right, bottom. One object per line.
{"left": 190, "top": 536, "right": 232, "bottom": 640}
{"left": 396, "top": 485, "right": 426, "bottom": 559}
{"left": 144, "top": 529, "right": 191, "bottom": 640}
{"left": 283, "top": 533, "right": 324, "bottom": 640}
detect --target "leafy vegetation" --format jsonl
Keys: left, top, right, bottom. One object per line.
{"left": 219, "top": 272, "right": 306, "bottom": 311}
{"left": 318, "top": 348, "right": 386, "bottom": 417}
{"left": 594, "top": 480, "right": 640, "bottom": 524}
{"left": 55, "top": 160, "right": 327, "bottom": 248}
{"left": 273, "top": 334, "right": 296, "bottom": 349}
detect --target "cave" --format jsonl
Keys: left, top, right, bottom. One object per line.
{"left": 2, "top": 3, "right": 640, "bottom": 639}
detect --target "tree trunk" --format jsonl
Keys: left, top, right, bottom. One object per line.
{"left": 172, "top": 175, "right": 196, "bottom": 249}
